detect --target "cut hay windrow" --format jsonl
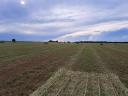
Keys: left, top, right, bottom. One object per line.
{"left": 30, "top": 69, "right": 128, "bottom": 96}
{"left": 108, "top": 73, "right": 128, "bottom": 96}
{"left": 29, "top": 68, "right": 67, "bottom": 96}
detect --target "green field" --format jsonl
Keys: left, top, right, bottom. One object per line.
{"left": 0, "top": 42, "right": 128, "bottom": 96}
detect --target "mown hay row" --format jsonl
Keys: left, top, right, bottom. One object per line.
{"left": 30, "top": 69, "right": 128, "bottom": 96}
{"left": 30, "top": 68, "right": 67, "bottom": 96}
{"left": 108, "top": 73, "right": 128, "bottom": 96}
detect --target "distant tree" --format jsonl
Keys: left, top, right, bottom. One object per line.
{"left": 67, "top": 41, "right": 71, "bottom": 43}
{"left": 48, "top": 40, "right": 58, "bottom": 43}
{"left": 56, "top": 40, "right": 58, "bottom": 43}
{"left": 48, "top": 40, "right": 53, "bottom": 42}
{"left": 0, "top": 41, "right": 5, "bottom": 43}
{"left": 12, "top": 39, "right": 16, "bottom": 43}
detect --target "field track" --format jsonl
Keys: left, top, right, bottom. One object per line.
{"left": 30, "top": 68, "right": 128, "bottom": 96}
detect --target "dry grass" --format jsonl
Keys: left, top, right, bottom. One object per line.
{"left": 30, "top": 69, "right": 128, "bottom": 96}
{"left": 0, "top": 43, "right": 128, "bottom": 96}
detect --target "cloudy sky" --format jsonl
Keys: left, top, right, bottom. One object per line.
{"left": 0, "top": 0, "right": 128, "bottom": 41}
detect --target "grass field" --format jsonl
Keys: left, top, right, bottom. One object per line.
{"left": 0, "top": 42, "right": 128, "bottom": 96}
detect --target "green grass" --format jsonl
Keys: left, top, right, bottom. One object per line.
{"left": 0, "top": 42, "right": 76, "bottom": 61}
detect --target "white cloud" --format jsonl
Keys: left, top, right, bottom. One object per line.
{"left": 55, "top": 20, "right": 128, "bottom": 41}
{"left": 0, "top": 20, "right": 74, "bottom": 35}
{"left": 32, "top": 4, "right": 97, "bottom": 23}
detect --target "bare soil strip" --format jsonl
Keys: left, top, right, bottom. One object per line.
{"left": 30, "top": 69, "right": 128, "bottom": 96}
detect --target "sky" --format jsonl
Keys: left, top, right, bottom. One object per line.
{"left": 0, "top": 0, "right": 128, "bottom": 41}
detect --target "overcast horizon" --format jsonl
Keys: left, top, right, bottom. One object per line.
{"left": 0, "top": 0, "right": 128, "bottom": 42}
